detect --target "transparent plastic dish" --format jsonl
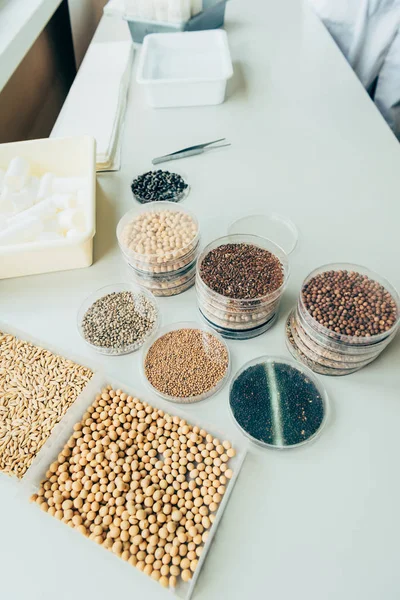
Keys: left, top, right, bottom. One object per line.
{"left": 228, "top": 212, "right": 298, "bottom": 256}
{"left": 196, "top": 274, "right": 281, "bottom": 314}
{"left": 299, "top": 263, "right": 400, "bottom": 346}
{"left": 229, "top": 355, "right": 329, "bottom": 449}
{"left": 127, "top": 261, "right": 196, "bottom": 296}
{"left": 198, "top": 298, "right": 278, "bottom": 330}
{"left": 296, "top": 299, "right": 397, "bottom": 357}
{"left": 142, "top": 321, "right": 231, "bottom": 403}
{"left": 200, "top": 308, "right": 278, "bottom": 340}
{"left": 77, "top": 283, "right": 160, "bottom": 356}
{"left": 289, "top": 311, "right": 374, "bottom": 370}
{"left": 130, "top": 168, "right": 190, "bottom": 204}
{"left": 293, "top": 308, "right": 386, "bottom": 362}
{"left": 285, "top": 313, "right": 368, "bottom": 376}
{"left": 125, "top": 239, "right": 200, "bottom": 275}
{"left": 117, "top": 201, "right": 200, "bottom": 271}
{"left": 197, "top": 282, "right": 281, "bottom": 320}
{"left": 196, "top": 234, "right": 289, "bottom": 307}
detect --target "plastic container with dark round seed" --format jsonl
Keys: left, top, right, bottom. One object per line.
{"left": 285, "top": 263, "right": 400, "bottom": 376}
{"left": 229, "top": 355, "right": 329, "bottom": 449}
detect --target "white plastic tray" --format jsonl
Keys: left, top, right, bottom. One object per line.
{"left": 21, "top": 373, "right": 247, "bottom": 600}
{"left": 136, "top": 30, "right": 233, "bottom": 108}
{"left": 0, "top": 136, "right": 96, "bottom": 279}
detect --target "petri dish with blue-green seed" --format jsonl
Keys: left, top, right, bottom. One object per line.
{"left": 229, "top": 356, "right": 329, "bottom": 449}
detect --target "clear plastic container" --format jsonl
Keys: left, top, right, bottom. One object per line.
{"left": 128, "top": 258, "right": 196, "bottom": 293}
{"left": 229, "top": 355, "right": 329, "bottom": 449}
{"left": 286, "top": 263, "right": 400, "bottom": 375}
{"left": 299, "top": 263, "right": 400, "bottom": 347}
{"left": 131, "top": 168, "right": 190, "bottom": 204}
{"left": 200, "top": 308, "right": 278, "bottom": 339}
{"left": 289, "top": 311, "right": 374, "bottom": 370}
{"left": 142, "top": 321, "right": 231, "bottom": 403}
{"left": 285, "top": 317, "right": 361, "bottom": 376}
{"left": 196, "top": 234, "right": 289, "bottom": 339}
{"left": 228, "top": 212, "right": 298, "bottom": 256}
{"left": 293, "top": 309, "right": 380, "bottom": 364}
{"left": 77, "top": 283, "right": 159, "bottom": 355}
{"left": 117, "top": 201, "right": 200, "bottom": 273}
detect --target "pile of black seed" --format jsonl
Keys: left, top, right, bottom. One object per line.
{"left": 82, "top": 291, "right": 157, "bottom": 350}
{"left": 200, "top": 243, "right": 284, "bottom": 299}
{"left": 230, "top": 361, "right": 325, "bottom": 447}
{"left": 131, "top": 170, "right": 188, "bottom": 203}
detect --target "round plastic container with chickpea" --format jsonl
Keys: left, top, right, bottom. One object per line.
{"left": 30, "top": 385, "right": 237, "bottom": 593}
{"left": 117, "top": 201, "right": 200, "bottom": 274}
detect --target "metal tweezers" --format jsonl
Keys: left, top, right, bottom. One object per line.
{"left": 152, "top": 138, "right": 231, "bottom": 165}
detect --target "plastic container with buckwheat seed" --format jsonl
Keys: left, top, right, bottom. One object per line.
{"left": 285, "top": 263, "right": 400, "bottom": 375}
{"left": 196, "top": 234, "right": 290, "bottom": 339}
{"left": 117, "top": 201, "right": 200, "bottom": 297}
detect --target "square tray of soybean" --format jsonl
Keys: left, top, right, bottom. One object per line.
{"left": 0, "top": 320, "right": 100, "bottom": 487}
{"left": 21, "top": 373, "right": 247, "bottom": 600}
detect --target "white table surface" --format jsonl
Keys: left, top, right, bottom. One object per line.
{"left": 1, "top": 1, "right": 400, "bottom": 599}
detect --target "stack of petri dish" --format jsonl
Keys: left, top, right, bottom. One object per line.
{"left": 286, "top": 263, "right": 400, "bottom": 376}
{"left": 196, "top": 234, "right": 290, "bottom": 339}
{"left": 117, "top": 201, "right": 200, "bottom": 297}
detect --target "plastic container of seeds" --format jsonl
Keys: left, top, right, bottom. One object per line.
{"left": 77, "top": 283, "right": 160, "bottom": 356}
{"left": 299, "top": 263, "right": 400, "bottom": 347}
{"left": 131, "top": 168, "right": 190, "bottom": 204}
{"left": 142, "top": 321, "right": 231, "bottom": 403}
{"left": 286, "top": 263, "right": 400, "bottom": 376}
{"left": 196, "top": 234, "right": 289, "bottom": 339}
{"left": 117, "top": 201, "right": 200, "bottom": 271}
{"left": 229, "top": 355, "right": 329, "bottom": 449}
{"left": 127, "top": 257, "right": 196, "bottom": 296}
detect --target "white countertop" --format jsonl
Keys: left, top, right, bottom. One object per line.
{"left": 0, "top": 0, "right": 62, "bottom": 91}
{"left": 1, "top": 1, "right": 400, "bottom": 599}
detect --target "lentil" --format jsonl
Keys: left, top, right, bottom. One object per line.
{"left": 32, "top": 386, "right": 236, "bottom": 589}
{"left": 81, "top": 291, "right": 157, "bottom": 351}
{"left": 229, "top": 360, "right": 326, "bottom": 447}
{"left": 200, "top": 243, "right": 284, "bottom": 299}
{"left": 0, "top": 332, "right": 93, "bottom": 478}
{"left": 302, "top": 269, "right": 398, "bottom": 337}
{"left": 131, "top": 170, "right": 188, "bottom": 203}
{"left": 144, "top": 328, "right": 229, "bottom": 400}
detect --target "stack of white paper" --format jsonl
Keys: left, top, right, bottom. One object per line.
{"left": 51, "top": 41, "right": 134, "bottom": 172}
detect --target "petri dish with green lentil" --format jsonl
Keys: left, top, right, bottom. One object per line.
{"left": 229, "top": 356, "right": 329, "bottom": 449}
{"left": 142, "top": 322, "right": 231, "bottom": 404}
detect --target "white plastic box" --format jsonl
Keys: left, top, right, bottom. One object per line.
{"left": 136, "top": 30, "right": 233, "bottom": 108}
{"left": 0, "top": 136, "right": 96, "bottom": 279}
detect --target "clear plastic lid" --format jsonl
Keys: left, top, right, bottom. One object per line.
{"left": 229, "top": 355, "right": 329, "bottom": 449}
{"left": 228, "top": 213, "right": 298, "bottom": 256}
{"left": 77, "top": 283, "right": 159, "bottom": 356}
{"left": 142, "top": 321, "right": 231, "bottom": 404}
